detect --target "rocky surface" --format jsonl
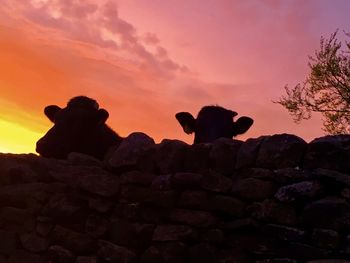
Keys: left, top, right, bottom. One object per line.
{"left": 0, "top": 133, "right": 350, "bottom": 262}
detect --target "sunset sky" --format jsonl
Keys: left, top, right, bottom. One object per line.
{"left": 0, "top": 0, "right": 349, "bottom": 153}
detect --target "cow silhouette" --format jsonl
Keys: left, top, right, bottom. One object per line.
{"left": 36, "top": 96, "right": 122, "bottom": 159}
{"left": 176, "top": 106, "right": 253, "bottom": 144}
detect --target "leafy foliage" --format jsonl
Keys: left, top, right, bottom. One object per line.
{"left": 276, "top": 30, "right": 350, "bottom": 134}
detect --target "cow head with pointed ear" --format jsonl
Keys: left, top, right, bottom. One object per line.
{"left": 176, "top": 105, "right": 253, "bottom": 144}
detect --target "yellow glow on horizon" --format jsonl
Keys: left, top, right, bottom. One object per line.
{"left": 0, "top": 118, "right": 42, "bottom": 154}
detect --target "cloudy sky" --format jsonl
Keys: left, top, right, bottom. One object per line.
{"left": 0, "top": 0, "right": 349, "bottom": 153}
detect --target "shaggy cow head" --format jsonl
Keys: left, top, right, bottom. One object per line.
{"left": 36, "top": 96, "right": 118, "bottom": 159}
{"left": 176, "top": 105, "right": 253, "bottom": 144}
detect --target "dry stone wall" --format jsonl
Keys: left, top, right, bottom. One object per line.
{"left": 1, "top": 133, "right": 350, "bottom": 263}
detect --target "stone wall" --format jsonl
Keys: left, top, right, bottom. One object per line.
{"left": 1, "top": 133, "right": 350, "bottom": 263}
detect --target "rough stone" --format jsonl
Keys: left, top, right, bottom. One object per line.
{"left": 109, "top": 219, "right": 155, "bottom": 248}
{"left": 140, "top": 242, "right": 186, "bottom": 263}
{"left": 155, "top": 139, "right": 190, "bottom": 174}
{"left": 50, "top": 166, "right": 120, "bottom": 197}
{"left": 236, "top": 136, "right": 267, "bottom": 168}
{"left": 8, "top": 249, "right": 46, "bottom": 263}
{"left": 201, "top": 171, "right": 233, "bottom": 193}
{"left": 0, "top": 207, "right": 35, "bottom": 233}
{"left": 51, "top": 225, "right": 96, "bottom": 254}
{"left": 170, "top": 172, "right": 203, "bottom": 189}
{"left": 311, "top": 228, "right": 340, "bottom": 249}
{"left": 178, "top": 190, "right": 209, "bottom": 209}
{"left": 20, "top": 232, "right": 49, "bottom": 252}
{"left": 121, "top": 170, "right": 155, "bottom": 186}
{"left": 107, "top": 132, "right": 155, "bottom": 169}
{"left": 304, "top": 135, "right": 350, "bottom": 172}
{"left": 262, "top": 224, "right": 306, "bottom": 242}
{"left": 256, "top": 134, "right": 307, "bottom": 169}
{"left": 189, "top": 243, "right": 217, "bottom": 263}
{"left": 169, "top": 209, "right": 218, "bottom": 227}
{"left": 85, "top": 214, "right": 108, "bottom": 238}
{"left": 184, "top": 143, "right": 212, "bottom": 172}
{"left": 47, "top": 245, "right": 75, "bottom": 263}
{"left": 275, "top": 181, "right": 323, "bottom": 203}
{"left": 249, "top": 199, "right": 297, "bottom": 225}
{"left": 0, "top": 230, "right": 18, "bottom": 255}
{"left": 208, "top": 195, "right": 245, "bottom": 217}
{"left": 75, "top": 256, "right": 97, "bottom": 263}
{"left": 231, "top": 178, "right": 277, "bottom": 201}
{"left": 209, "top": 138, "right": 242, "bottom": 175}
{"left": 153, "top": 225, "right": 197, "bottom": 241}
{"left": 97, "top": 240, "right": 136, "bottom": 263}
{"left": 301, "top": 197, "right": 350, "bottom": 230}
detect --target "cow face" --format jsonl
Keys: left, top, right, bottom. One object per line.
{"left": 176, "top": 106, "right": 253, "bottom": 144}
{"left": 36, "top": 96, "right": 110, "bottom": 158}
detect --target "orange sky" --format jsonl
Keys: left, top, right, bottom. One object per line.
{"left": 1, "top": 0, "right": 350, "bottom": 153}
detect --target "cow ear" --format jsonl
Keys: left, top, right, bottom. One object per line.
{"left": 97, "top": 109, "right": 109, "bottom": 124}
{"left": 233, "top": 116, "right": 254, "bottom": 136}
{"left": 175, "top": 112, "right": 196, "bottom": 134}
{"left": 44, "top": 105, "right": 61, "bottom": 123}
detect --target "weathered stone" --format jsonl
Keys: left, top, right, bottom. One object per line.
{"left": 0, "top": 230, "right": 18, "bottom": 255}
{"left": 231, "top": 178, "right": 277, "bottom": 201}
{"left": 203, "top": 228, "right": 224, "bottom": 244}
{"left": 75, "top": 256, "right": 97, "bottom": 263}
{"left": 51, "top": 225, "right": 96, "bottom": 254}
{"left": 36, "top": 216, "right": 53, "bottom": 236}
{"left": 50, "top": 165, "right": 120, "bottom": 197}
{"left": 140, "top": 242, "right": 186, "bottom": 263}
{"left": 169, "top": 209, "right": 218, "bottom": 227}
{"left": 256, "top": 259, "right": 297, "bottom": 263}
{"left": 8, "top": 249, "right": 46, "bottom": 263}
{"left": 342, "top": 188, "right": 350, "bottom": 199}
{"left": 67, "top": 152, "right": 102, "bottom": 167}
{"left": 313, "top": 168, "right": 350, "bottom": 188}
{"left": 151, "top": 174, "right": 172, "bottom": 190}
{"left": 237, "top": 168, "right": 275, "bottom": 180}
{"left": 85, "top": 214, "right": 108, "bottom": 238}
{"left": 97, "top": 240, "right": 136, "bottom": 263}
{"left": 306, "top": 260, "right": 350, "bottom": 263}
{"left": 256, "top": 134, "right": 307, "bottom": 169}
{"left": 0, "top": 183, "right": 50, "bottom": 210}
{"left": 155, "top": 139, "right": 190, "bottom": 174}
{"left": 47, "top": 245, "right": 75, "bottom": 263}
{"left": 302, "top": 197, "right": 350, "bottom": 230}
{"left": 88, "top": 198, "right": 114, "bottom": 213}
{"left": 218, "top": 248, "right": 252, "bottom": 263}
{"left": 278, "top": 242, "right": 330, "bottom": 260}
{"left": 109, "top": 219, "right": 154, "bottom": 248}
{"left": 0, "top": 207, "right": 35, "bottom": 233}
{"left": 121, "top": 185, "right": 177, "bottom": 208}
{"left": 311, "top": 228, "right": 340, "bottom": 249}
{"left": 121, "top": 170, "right": 155, "bottom": 186}
{"left": 209, "top": 138, "right": 242, "bottom": 175}
{"left": 170, "top": 172, "right": 203, "bottom": 189}
{"left": 249, "top": 199, "right": 297, "bottom": 225}
{"left": 304, "top": 135, "right": 350, "bottom": 172}
{"left": 107, "top": 132, "right": 155, "bottom": 169}
{"left": 201, "top": 171, "right": 233, "bottom": 193}
{"left": 273, "top": 168, "right": 313, "bottom": 184}
{"left": 275, "top": 181, "right": 323, "bottom": 203}
{"left": 153, "top": 225, "right": 197, "bottom": 241}
{"left": 219, "top": 218, "right": 257, "bottom": 231}
{"left": 184, "top": 143, "right": 212, "bottom": 172}
{"left": 20, "top": 232, "right": 49, "bottom": 252}
{"left": 262, "top": 224, "right": 306, "bottom": 242}
{"left": 236, "top": 136, "right": 267, "bottom": 168}
{"left": 178, "top": 190, "right": 209, "bottom": 209}
{"left": 208, "top": 195, "right": 245, "bottom": 217}
{"left": 189, "top": 243, "right": 217, "bottom": 263}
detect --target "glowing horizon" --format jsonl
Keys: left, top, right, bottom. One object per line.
{"left": 1, "top": 0, "right": 349, "bottom": 154}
